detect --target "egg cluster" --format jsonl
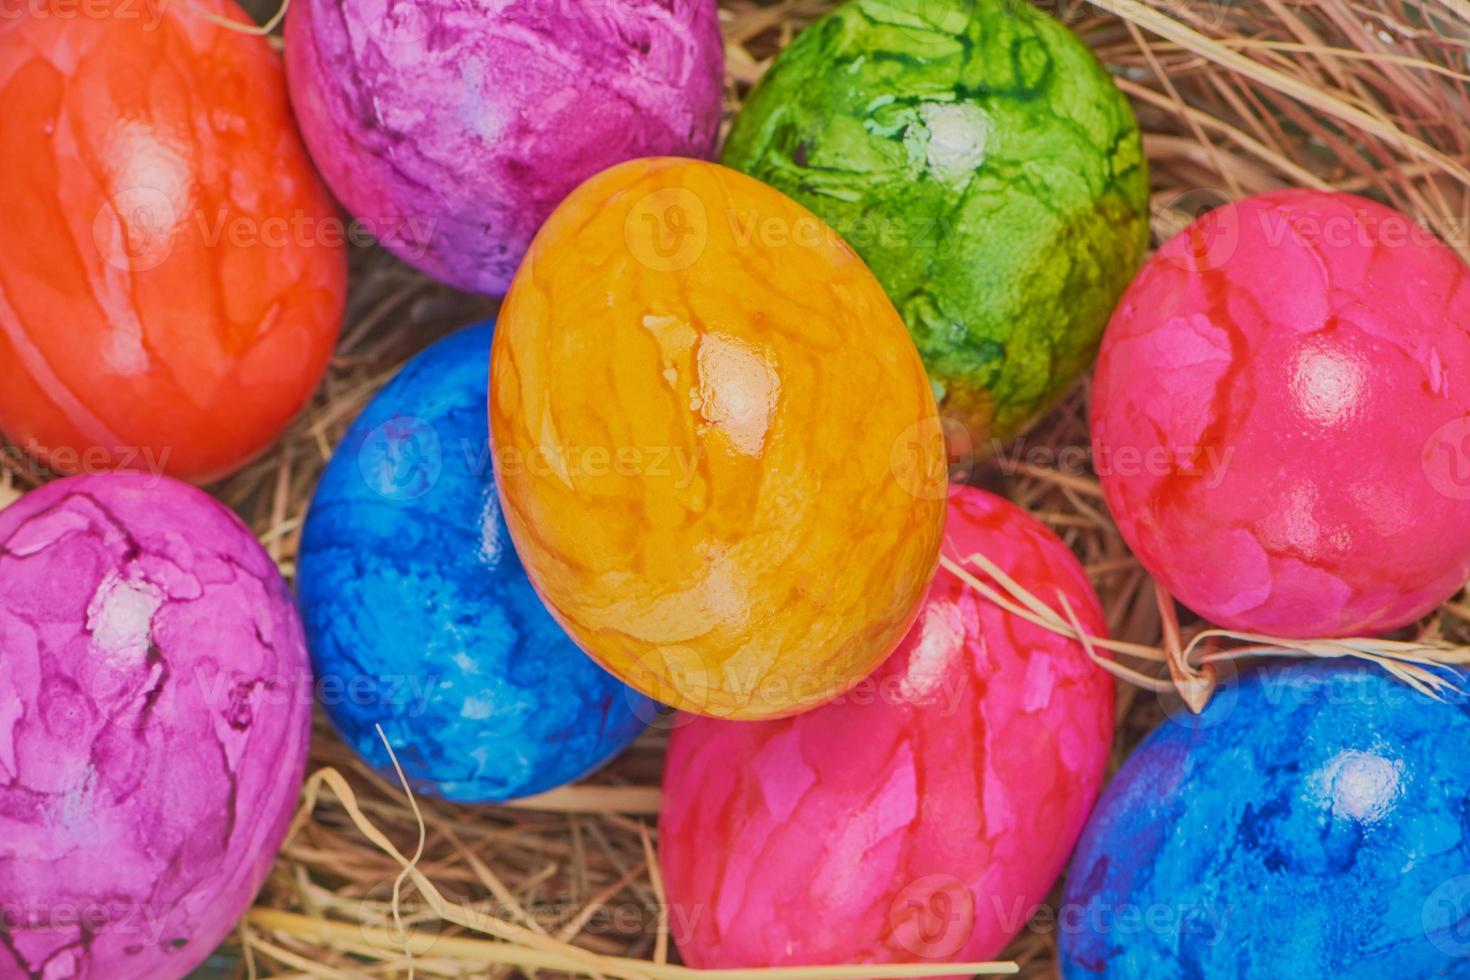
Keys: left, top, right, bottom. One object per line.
{"left": 1, "top": 0, "right": 1468, "bottom": 977}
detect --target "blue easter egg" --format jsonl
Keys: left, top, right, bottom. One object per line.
{"left": 1060, "top": 661, "right": 1470, "bottom": 978}
{"left": 298, "top": 324, "right": 652, "bottom": 801}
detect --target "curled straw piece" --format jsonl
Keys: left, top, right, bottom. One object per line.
{"left": 163, "top": 0, "right": 290, "bottom": 36}
{"left": 251, "top": 731, "right": 1019, "bottom": 979}
{"left": 1151, "top": 579, "right": 1214, "bottom": 713}
{"left": 940, "top": 553, "right": 1470, "bottom": 710}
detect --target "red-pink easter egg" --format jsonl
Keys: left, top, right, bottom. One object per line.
{"left": 659, "top": 485, "right": 1114, "bottom": 968}
{"left": 1092, "top": 190, "right": 1470, "bottom": 637}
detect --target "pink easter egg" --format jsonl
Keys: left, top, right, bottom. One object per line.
{"left": 659, "top": 485, "right": 1114, "bottom": 968}
{"left": 1091, "top": 190, "right": 1470, "bottom": 637}
{"left": 0, "top": 472, "right": 311, "bottom": 979}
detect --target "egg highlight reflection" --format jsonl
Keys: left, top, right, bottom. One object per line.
{"left": 298, "top": 325, "right": 653, "bottom": 802}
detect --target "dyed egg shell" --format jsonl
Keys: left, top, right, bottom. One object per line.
{"left": 1060, "top": 662, "right": 1470, "bottom": 978}
{"left": 1091, "top": 190, "right": 1470, "bottom": 637}
{"left": 660, "top": 485, "right": 1114, "bottom": 966}
{"left": 490, "top": 157, "right": 948, "bottom": 721}
{"left": 0, "top": 472, "right": 311, "bottom": 979}
{"left": 285, "top": 0, "right": 724, "bottom": 295}
{"left": 0, "top": 0, "right": 345, "bottom": 483}
{"left": 298, "top": 324, "right": 652, "bottom": 802}
{"left": 722, "top": 0, "right": 1149, "bottom": 444}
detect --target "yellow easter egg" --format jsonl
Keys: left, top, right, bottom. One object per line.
{"left": 490, "top": 158, "right": 946, "bottom": 720}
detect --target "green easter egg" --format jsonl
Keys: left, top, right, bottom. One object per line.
{"left": 723, "top": 0, "right": 1150, "bottom": 444}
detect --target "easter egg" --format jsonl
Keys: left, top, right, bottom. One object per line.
{"left": 1091, "top": 190, "right": 1470, "bottom": 637}
{"left": 0, "top": 472, "right": 311, "bottom": 979}
{"left": 489, "top": 157, "right": 947, "bottom": 721}
{"left": 284, "top": 0, "right": 724, "bottom": 295}
{"left": 722, "top": 0, "right": 1149, "bottom": 445}
{"left": 1060, "top": 661, "right": 1470, "bottom": 978}
{"left": 0, "top": 0, "right": 346, "bottom": 483}
{"left": 298, "top": 324, "right": 653, "bottom": 801}
{"left": 660, "top": 485, "right": 1114, "bottom": 966}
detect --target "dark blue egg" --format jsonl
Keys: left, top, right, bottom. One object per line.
{"left": 298, "top": 323, "right": 652, "bottom": 801}
{"left": 1060, "top": 661, "right": 1470, "bottom": 979}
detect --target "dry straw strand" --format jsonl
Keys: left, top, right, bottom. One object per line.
{"left": 941, "top": 552, "right": 1470, "bottom": 710}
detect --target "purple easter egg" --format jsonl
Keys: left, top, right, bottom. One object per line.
{"left": 284, "top": 0, "right": 725, "bottom": 295}
{"left": 0, "top": 473, "right": 312, "bottom": 979}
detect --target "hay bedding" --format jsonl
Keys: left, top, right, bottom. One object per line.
{"left": 3, "top": 0, "right": 1469, "bottom": 976}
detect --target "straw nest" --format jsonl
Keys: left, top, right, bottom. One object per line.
{"left": 3, "top": 0, "right": 1470, "bottom": 977}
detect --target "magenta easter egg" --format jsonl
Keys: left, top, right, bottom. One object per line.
{"left": 0, "top": 473, "right": 311, "bottom": 979}
{"left": 284, "top": 0, "right": 724, "bottom": 294}
{"left": 1092, "top": 190, "right": 1470, "bottom": 637}
{"left": 659, "top": 486, "right": 1114, "bottom": 968}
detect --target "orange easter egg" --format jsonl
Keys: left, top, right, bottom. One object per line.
{"left": 489, "top": 158, "right": 946, "bottom": 720}
{"left": 0, "top": 0, "right": 346, "bottom": 483}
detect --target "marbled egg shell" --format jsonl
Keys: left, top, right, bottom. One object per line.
{"left": 723, "top": 0, "right": 1149, "bottom": 445}
{"left": 285, "top": 0, "right": 724, "bottom": 295}
{"left": 299, "top": 324, "right": 652, "bottom": 802}
{"left": 1061, "top": 661, "right": 1470, "bottom": 978}
{"left": 0, "top": 472, "right": 311, "bottom": 979}
{"left": 490, "top": 157, "right": 948, "bottom": 721}
{"left": 660, "top": 485, "right": 1114, "bottom": 966}
{"left": 0, "top": 0, "right": 346, "bottom": 483}
{"left": 1092, "top": 190, "right": 1470, "bottom": 637}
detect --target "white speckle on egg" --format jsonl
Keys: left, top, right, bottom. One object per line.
{"left": 87, "top": 573, "right": 162, "bottom": 666}
{"left": 1316, "top": 749, "right": 1403, "bottom": 822}
{"left": 457, "top": 58, "right": 506, "bottom": 143}
{"left": 912, "top": 103, "right": 992, "bottom": 185}
{"left": 479, "top": 491, "right": 504, "bottom": 565}
{"left": 461, "top": 697, "right": 494, "bottom": 721}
